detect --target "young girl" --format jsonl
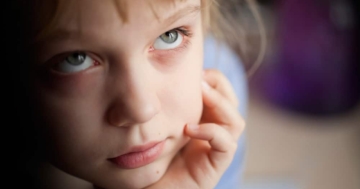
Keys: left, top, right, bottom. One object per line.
{"left": 5, "top": 0, "right": 261, "bottom": 188}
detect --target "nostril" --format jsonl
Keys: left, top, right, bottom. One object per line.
{"left": 107, "top": 106, "right": 128, "bottom": 127}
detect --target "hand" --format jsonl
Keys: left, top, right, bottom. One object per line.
{"left": 145, "top": 69, "right": 245, "bottom": 189}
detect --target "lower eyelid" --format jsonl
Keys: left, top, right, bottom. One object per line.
{"left": 152, "top": 39, "right": 191, "bottom": 59}
{"left": 169, "top": 39, "right": 191, "bottom": 52}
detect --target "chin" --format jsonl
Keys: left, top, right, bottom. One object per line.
{"left": 134, "top": 173, "right": 163, "bottom": 189}
{"left": 93, "top": 169, "right": 164, "bottom": 189}
{"left": 114, "top": 174, "right": 163, "bottom": 189}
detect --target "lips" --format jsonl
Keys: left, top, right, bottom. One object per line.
{"left": 109, "top": 140, "right": 166, "bottom": 169}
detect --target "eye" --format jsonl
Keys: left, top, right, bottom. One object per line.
{"left": 55, "top": 52, "right": 95, "bottom": 73}
{"left": 153, "top": 30, "right": 184, "bottom": 50}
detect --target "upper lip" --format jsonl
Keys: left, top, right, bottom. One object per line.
{"left": 110, "top": 140, "right": 164, "bottom": 158}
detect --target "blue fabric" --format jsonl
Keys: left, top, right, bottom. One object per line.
{"left": 203, "top": 36, "right": 248, "bottom": 189}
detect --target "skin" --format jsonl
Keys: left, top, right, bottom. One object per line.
{"left": 31, "top": 0, "right": 245, "bottom": 188}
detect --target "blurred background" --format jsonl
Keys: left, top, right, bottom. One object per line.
{"left": 237, "top": 0, "right": 360, "bottom": 189}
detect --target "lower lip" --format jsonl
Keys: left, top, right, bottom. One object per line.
{"left": 110, "top": 140, "right": 166, "bottom": 169}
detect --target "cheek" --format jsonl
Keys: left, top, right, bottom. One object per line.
{"left": 33, "top": 76, "right": 108, "bottom": 165}
{"left": 159, "top": 44, "right": 204, "bottom": 126}
{"left": 35, "top": 68, "right": 104, "bottom": 97}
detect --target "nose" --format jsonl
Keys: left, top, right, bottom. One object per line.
{"left": 107, "top": 62, "right": 161, "bottom": 127}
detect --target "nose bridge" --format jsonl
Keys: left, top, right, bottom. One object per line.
{"left": 109, "top": 55, "right": 161, "bottom": 126}
{"left": 125, "top": 65, "right": 160, "bottom": 123}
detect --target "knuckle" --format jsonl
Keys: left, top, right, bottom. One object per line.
{"left": 239, "top": 117, "right": 246, "bottom": 130}
{"left": 207, "top": 89, "right": 224, "bottom": 108}
{"left": 216, "top": 93, "right": 227, "bottom": 105}
{"left": 207, "top": 69, "right": 228, "bottom": 82}
{"left": 238, "top": 117, "right": 246, "bottom": 129}
{"left": 236, "top": 115, "right": 246, "bottom": 129}
{"left": 213, "top": 70, "right": 228, "bottom": 83}
{"left": 228, "top": 139, "right": 238, "bottom": 153}
{"left": 233, "top": 98, "right": 239, "bottom": 108}
{"left": 207, "top": 123, "right": 218, "bottom": 134}
{"left": 233, "top": 117, "right": 246, "bottom": 136}
{"left": 206, "top": 69, "right": 223, "bottom": 77}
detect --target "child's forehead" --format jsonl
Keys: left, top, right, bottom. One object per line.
{"left": 77, "top": 0, "right": 196, "bottom": 21}
{"left": 116, "top": 0, "right": 201, "bottom": 23}
{"left": 33, "top": 0, "right": 202, "bottom": 42}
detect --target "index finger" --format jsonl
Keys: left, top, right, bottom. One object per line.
{"left": 203, "top": 69, "right": 239, "bottom": 108}
{"left": 202, "top": 80, "right": 245, "bottom": 140}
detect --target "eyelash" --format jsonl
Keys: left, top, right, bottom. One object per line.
{"left": 150, "top": 27, "right": 193, "bottom": 53}
{"left": 176, "top": 27, "right": 193, "bottom": 38}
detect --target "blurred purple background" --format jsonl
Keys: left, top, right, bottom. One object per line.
{"left": 252, "top": 0, "right": 360, "bottom": 116}
{"left": 241, "top": 1, "right": 360, "bottom": 189}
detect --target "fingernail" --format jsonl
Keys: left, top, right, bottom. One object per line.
{"left": 202, "top": 81, "right": 211, "bottom": 91}
{"left": 187, "top": 124, "right": 199, "bottom": 131}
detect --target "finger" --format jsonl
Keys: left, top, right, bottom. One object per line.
{"left": 202, "top": 81, "right": 245, "bottom": 139}
{"left": 203, "top": 69, "right": 239, "bottom": 107}
{"left": 185, "top": 123, "right": 237, "bottom": 168}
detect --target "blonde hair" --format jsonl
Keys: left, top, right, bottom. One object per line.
{"left": 27, "top": 0, "right": 265, "bottom": 77}
{"left": 208, "top": 0, "right": 266, "bottom": 78}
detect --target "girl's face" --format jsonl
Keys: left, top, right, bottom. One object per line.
{"left": 32, "top": 0, "right": 204, "bottom": 188}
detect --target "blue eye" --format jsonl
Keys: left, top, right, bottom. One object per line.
{"left": 153, "top": 30, "right": 183, "bottom": 50}
{"left": 55, "top": 52, "right": 94, "bottom": 73}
